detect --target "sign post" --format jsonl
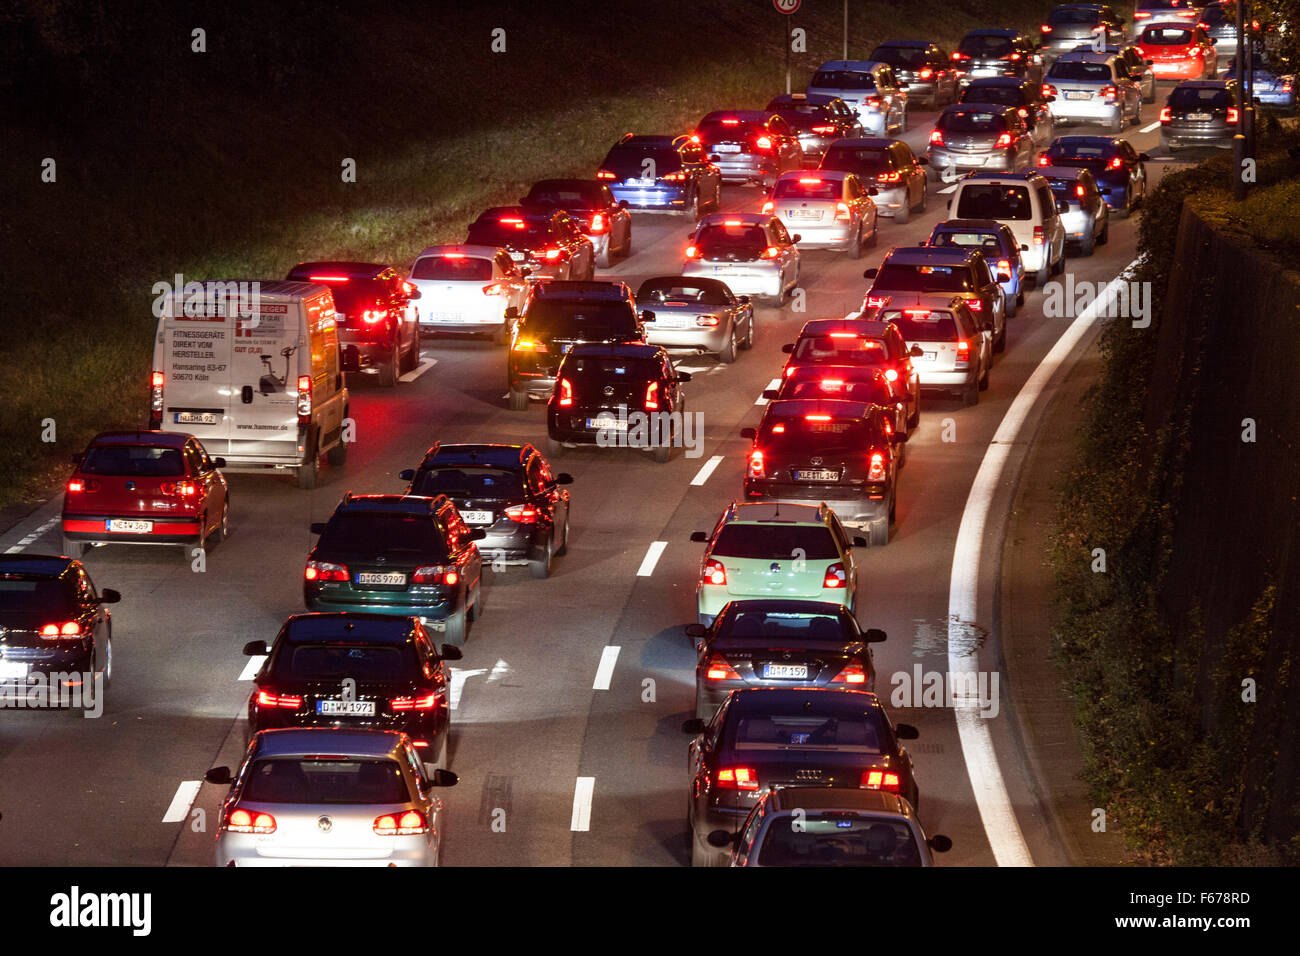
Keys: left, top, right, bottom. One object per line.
{"left": 774, "top": 0, "right": 801, "bottom": 95}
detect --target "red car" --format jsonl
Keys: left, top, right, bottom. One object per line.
{"left": 62, "top": 431, "right": 229, "bottom": 558}
{"left": 1135, "top": 23, "right": 1218, "bottom": 80}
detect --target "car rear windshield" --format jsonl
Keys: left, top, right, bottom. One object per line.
{"left": 241, "top": 758, "right": 410, "bottom": 804}
{"left": 939, "top": 109, "right": 1007, "bottom": 132}
{"left": 929, "top": 230, "right": 1005, "bottom": 253}
{"left": 783, "top": 377, "right": 890, "bottom": 403}
{"left": 874, "top": 261, "right": 978, "bottom": 291}
{"left": 811, "top": 70, "right": 876, "bottom": 91}
{"left": 0, "top": 576, "right": 74, "bottom": 613}
{"left": 1045, "top": 142, "right": 1113, "bottom": 162}
{"left": 870, "top": 46, "right": 929, "bottom": 67}
{"left": 1049, "top": 8, "right": 1101, "bottom": 24}
{"left": 1142, "top": 0, "right": 1195, "bottom": 8}
{"left": 717, "top": 609, "right": 852, "bottom": 646}
{"left": 695, "top": 224, "right": 767, "bottom": 255}
{"left": 727, "top": 699, "right": 885, "bottom": 751}
{"left": 821, "top": 147, "right": 891, "bottom": 175}
{"left": 959, "top": 34, "right": 1013, "bottom": 56}
{"left": 761, "top": 416, "right": 873, "bottom": 454}
{"left": 955, "top": 183, "right": 1033, "bottom": 220}
{"left": 757, "top": 816, "right": 922, "bottom": 866}
{"left": 1169, "top": 86, "right": 1232, "bottom": 108}
{"left": 524, "top": 183, "right": 603, "bottom": 208}
{"left": 1202, "top": 5, "right": 1233, "bottom": 26}
{"left": 271, "top": 643, "right": 417, "bottom": 681}
{"left": 773, "top": 177, "right": 841, "bottom": 200}
{"left": 772, "top": 106, "right": 833, "bottom": 130}
{"left": 963, "top": 86, "right": 1023, "bottom": 107}
{"left": 1048, "top": 60, "right": 1113, "bottom": 81}
{"left": 524, "top": 301, "right": 639, "bottom": 340}
{"left": 410, "top": 256, "right": 494, "bottom": 282}
{"left": 562, "top": 355, "right": 659, "bottom": 381}
{"left": 411, "top": 467, "right": 524, "bottom": 499}
{"left": 291, "top": 276, "right": 385, "bottom": 313}
{"left": 711, "top": 524, "right": 839, "bottom": 560}
{"left": 637, "top": 280, "right": 731, "bottom": 306}
{"left": 80, "top": 445, "right": 185, "bottom": 476}
{"left": 466, "top": 218, "right": 551, "bottom": 247}
{"left": 318, "top": 513, "right": 449, "bottom": 560}
{"left": 792, "top": 334, "right": 887, "bottom": 364}
{"left": 603, "top": 146, "right": 683, "bottom": 178}
{"left": 698, "top": 119, "right": 763, "bottom": 141}
{"left": 881, "top": 309, "right": 960, "bottom": 342}
{"left": 1142, "top": 27, "right": 1194, "bottom": 44}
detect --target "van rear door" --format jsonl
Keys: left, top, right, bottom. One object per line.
{"left": 226, "top": 297, "right": 303, "bottom": 466}
{"left": 156, "top": 293, "right": 235, "bottom": 456}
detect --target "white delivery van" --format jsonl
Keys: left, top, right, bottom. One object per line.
{"left": 150, "top": 279, "right": 350, "bottom": 488}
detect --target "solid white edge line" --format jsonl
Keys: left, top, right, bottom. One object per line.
{"left": 592, "top": 646, "right": 621, "bottom": 691}
{"left": 1140, "top": 120, "right": 1162, "bottom": 133}
{"left": 636, "top": 541, "right": 668, "bottom": 576}
{"left": 947, "top": 258, "right": 1139, "bottom": 868}
{"left": 570, "top": 776, "right": 596, "bottom": 831}
{"left": 162, "top": 780, "right": 203, "bottom": 823}
{"left": 690, "top": 455, "right": 725, "bottom": 486}
{"left": 238, "top": 655, "right": 266, "bottom": 681}
{"left": 4, "top": 516, "right": 60, "bottom": 553}
{"left": 399, "top": 357, "right": 437, "bottom": 383}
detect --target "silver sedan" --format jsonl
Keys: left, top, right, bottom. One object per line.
{"left": 635, "top": 276, "right": 754, "bottom": 363}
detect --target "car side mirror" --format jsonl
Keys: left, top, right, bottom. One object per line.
{"left": 1056, "top": 199, "right": 1069, "bottom": 214}
{"left": 852, "top": 535, "right": 869, "bottom": 548}
{"left": 1020, "top": 243, "right": 1030, "bottom": 251}
{"left": 781, "top": 343, "right": 795, "bottom": 353}
{"left": 1138, "top": 152, "right": 1150, "bottom": 162}
{"left": 398, "top": 468, "right": 415, "bottom": 481}
{"left": 640, "top": 310, "right": 656, "bottom": 322}
{"left": 917, "top": 156, "right": 929, "bottom": 165}
{"left": 310, "top": 522, "right": 328, "bottom": 535}
{"left": 740, "top": 427, "right": 757, "bottom": 439}
{"left": 682, "top": 718, "right": 707, "bottom": 735}
{"left": 427, "top": 769, "right": 458, "bottom": 787}
{"left": 864, "top": 627, "right": 887, "bottom": 644}
{"left": 676, "top": 372, "right": 692, "bottom": 383}
{"left": 690, "top": 531, "right": 708, "bottom": 543}
{"left": 738, "top": 295, "right": 751, "bottom": 305}
{"left": 895, "top": 723, "right": 920, "bottom": 740}
{"left": 554, "top": 473, "right": 574, "bottom": 485}
{"left": 929, "top": 835, "right": 954, "bottom": 853}
{"left": 709, "top": 154, "right": 721, "bottom": 162}
{"left": 998, "top": 271, "right": 1012, "bottom": 283}
{"left": 204, "top": 767, "right": 232, "bottom": 785}
{"left": 790, "top": 234, "right": 802, "bottom": 244}
{"left": 685, "top": 623, "right": 708, "bottom": 638}
{"left": 97, "top": 588, "right": 122, "bottom": 604}
{"left": 863, "top": 268, "right": 878, "bottom": 279}
{"left": 909, "top": 345, "right": 924, "bottom": 357}
{"left": 761, "top": 388, "right": 779, "bottom": 400}
{"left": 212, "top": 457, "right": 227, "bottom": 469}
{"left": 505, "top": 306, "right": 520, "bottom": 319}
{"left": 867, "top": 187, "right": 880, "bottom": 196}
{"left": 707, "top": 829, "right": 739, "bottom": 849}
{"left": 469, "top": 529, "right": 488, "bottom": 541}
{"left": 243, "top": 640, "right": 268, "bottom": 656}
{"left": 619, "top": 199, "right": 629, "bottom": 208}
{"left": 440, "top": 645, "right": 463, "bottom": 660}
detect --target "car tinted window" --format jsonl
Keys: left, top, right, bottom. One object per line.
{"left": 711, "top": 524, "right": 839, "bottom": 560}
{"left": 716, "top": 608, "right": 852, "bottom": 646}
{"left": 1142, "top": 27, "right": 1194, "bottom": 44}
{"left": 1169, "top": 86, "right": 1232, "bottom": 108}
{"left": 773, "top": 177, "right": 840, "bottom": 200}
{"left": 695, "top": 224, "right": 767, "bottom": 255}
{"left": 955, "top": 184, "right": 1033, "bottom": 220}
{"left": 0, "top": 576, "right": 75, "bottom": 613}
{"left": 1050, "top": 8, "right": 1101, "bottom": 23}
{"left": 811, "top": 70, "right": 876, "bottom": 90}
{"left": 939, "top": 109, "right": 1007, "bottom": 132}
{"left": 757, "top": 815, "right": 923, "bottom": 867}
{"left": 412, "top": 467, "right": 524, "bottom": 499}
{"left": 881, "top": 309, "right": 960, "bottom": 341}
{"left": 637, "top": 279, "right": 731, "bottom": 306}
{"left": 604, "top": 146, "right": 682, "bottom": 177}
{"left": 272, "top": 643, "right": 417, "bottom": 681}
{"left": 874, "top": 261, "right": 978, "bottom": 291}
{"left": 821, "top": 146, "right": 892, "bottom": 174}
{"left": 411, "top": 256, "right": 493, "bottom": 281}
{"left": 80, "top": 445, "right": 185, "bottom": 476}
{"left": 525, "top": 183, "right": 603, "bottom": 207}
{"left": 760, "top": 415, "right": 873, "bottom": 453}
{"left": 318, "top": 513, "right": 449, "bottom": 560}
{"left": 524, "top": 300, "right": 639, "bottom": 339}
{"left": 870, "top": 46, "right": 928, "bottom": 67}
{"left": 793, "top": 334, "right": 888, "bottom": 364}
{"left": 959, "top": 34, "right": 1013, "bottom": 55}
{"left": 1048, "top": 60, "right": 1113, "bottom": 81}
{"left": 727, "top": 698, "right": 885, "bottom": 751}
{"left": 930, "top": 230, "right": 1005, "bottom": 253}
{"left": 563, "top": 355, "right": 660, "bottom": 381}
{"left": 241, "top": 758, "right": 410, "bottom": 804}
{"left": 963, "top": 86, "right": 1022, "bottom": 107}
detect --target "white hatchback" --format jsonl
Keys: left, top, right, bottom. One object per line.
{"left": 409, "top": 244, "right": 530, "bottom": 344}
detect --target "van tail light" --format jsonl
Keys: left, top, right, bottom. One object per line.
{"left": 929, "top": 129, "right": 944, "bottom": 147}
{"left": 702, "top": 558, "right": 727, "bottom": 586}
{"left": 40, "top": 621, "right": 82, "bottom": 639}
{"left": 835, "top": 202, "right": 852, "bottom": 221}
{"left": 685, "top": 244, "right": 702, "bottom": 259}
{"left": 66, "top": 478, "right": 100, "bottom": 494}
{"left": 558, "top": 377, "right": 574, "bottom": 407}
{"left": 705, "top": 654, "right": 742, "bottom": 681}
{"left": 716, "top": 767, "right": 759, "bottom": 790}
{"left": 413, "top": 566, "right": 458, "bottom": 585}
{"left": 390, "top": 691, "right": 441, "bottom": 711}
{"left": 297, "top": 375, "right": 312, "bottom": 424}
{"left": 754, "top": 136, "right": 773, "bottom": 151}
{"left": 1033, "top": 225, "right": 1044, "bottom": 246}
{"left": 160, "top": 480, "right": 199, "bottom": 497}
{"left": 761, "top": 200, "right": 775, "bottom": 214}
{"left": 512, "top": 338, "right": 549, "bottom": 353}
{"left": 504, "top": 504, "right": 539, "bottom": 524}
{"left": 1159, "top": 107, "right": 1172, "bottom": 123}
{"left": 1101, "top": 84, "right": 1118, "bottom": 102}
{"left": 811, "top": 124, "right": 838, "bottom": 134}
{"left": 995, "top": 132, "right": 1013, "bottom": 148}
{"left": 822, "top": 562, "right": 847, "bottom": 589}
{"left": 227, "top": 809, "right": 277, "bottom": 833}
{"left": 149, "top": 371, "right": 164, "bottom": 428}
{"left": 1226, "top": 107, "right": 1239, "bottom": 124}
{"left": 304, "top": 560, "right": 348, "bottom": 582}
{"left": 1076, "top": 184, "right": 1086, "bottom": 198}
{"left": 955, "top": 339, "right": 971, "bottom": 368}
{"left": 867, "top": 450, "right": 888, "bottom": 482}
{"left": 831, "top": 659, "right": 868, "bottom": 684}
{"left": 644, "top": 380, "right": 660, "bottom": 411}
{"left": 747, "top": 448, "right": 765, "bottom": 479}
{"left": 596, "top": 169, "right": 616, "bottom": 180}
{"left": 589, "top": 212, "right": 607, "bottom": 234}
{"left": 255, "top": 690, "right": 303, "bottom": 709}
{"left": 862, "top": 768, "right": 902, "bottom": 793}
{"left": 374, "top": 809, "right": 429, "bottom": 835}
{"left": 761, "top": 246, "right": 781, "bottom": 259}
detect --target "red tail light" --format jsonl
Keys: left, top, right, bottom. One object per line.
{"left": 160, "top": 480, "right": 199, "bottom": 497}
{"left": 761, "top": 246, "right": 781, "bottom": 259}
{"left": 374, "top": 809, "right": 429, "bottom": 835}
{"left": 1134, "top": 11, "right": 1150, "bottom": 18}
{"left": 811, "top": 124, "right": 838, "bottom": 134}
{"left": 1042, "top": 84, "right": 1057, "bottom": 98}
{"left": 1226, "top": 107, "right": 1239, "bottom": 124}
{"left": 822, "top": 562, "right": 847, "bottom": 589}
{"left": 695, "top": 313, "right": 720, "bottom": 328}
{"left": 997, "top": 258, "right": 1011, "bottom": 274}
{"left": 149, "top": 370, "right": 164, "bottom": 428}
{"left": 685, "top": 244, "right": 702, "bottom": 259}
{"left": 558, "top": 377, "right": 574, "bottom": 407}
{"left": 596, "top": 170, "right": 616, "bottom": 180}
{"left": 644, "top": 380, "right": 660, "bottom": 411}
{"left": 1007, "top": 52, "right": 1022, "bottom": 61}
{"left": 952, "top": 52, "right": 969, "bottom": 61}
{"left": 747, "top": 448, "right": 765, "bottom": 479}
{"left": 929, "top": 129, "right": 944, "bottom": 147}
{"left": 1101, "top": 85, "right": 1118, "bottom": 102}
{"left": 391, "top": 691, "right": 441, "bottom": 711}
{"left": 590, "top": 212, "right": 607, "bottom": 234}
{"left": 304, "top": 560, "right": 348, "bottom": 582}
{"left": 995, "top": 132, "right": 1013, "bottom": 148}
{"left": 412, "top": 566, "right": 458, "bottom": 585}
{"left": 255, "top": 690, "right": 303, "bottom": 709}
{"left": 862, "top": 769, "right": 902, "bottom": 792}
{"left": 504, "top": 504, "right": 539, "bottom": 523}
{"left": 1041, "top": 24, "right": 1052, "bottom": 33}
{"left": 877, "top": 170, "right": 902, "bottom": 183}
{"left": 865, "top": 295, "right": 889, "bottom": 309}
{"left": 702, "top": 558, "right": 727, "bottom": 586}
{"left": 883, "top": 367, "right": 899, "bottom": 382}
{"left": 1108, "top": 156, "right": 1125, "bottom": 170}
{"left": 1033, "top": 225, "right": 1044, "bottom": 246}
{"left": 512, "top": 338, "right": 549, "bottom": 352}
{"left": 543, "top": 247, "right": 562, "bottom": 261}
{"left": 361, "top": 309, "right": 389, "bottom": 324}
{"left": 1018, "top": 107, "right": 1028, "bottom": 119}
{"left": 835, "top": 202, "right": 852, "bottom": 221}
{"left": 716, "top": 767, "right": 759, "bottom": 790}
{"left": 754, "top": 136, "right": 773, "bottom": 151}
{"left": 662, "top": 171, "right": 688, "bottom": 181}
{"left": 761, "top": 200, "right": 775, "bottom": 214}
{"left": 705, "top": 654, "right": 742, "bottom": 681}
{"left": 1159, "top": 106, "right": 1172, "bottom": 122}
{"left": 955, "top": 339, "right": 971, "bottom": 367}
{"left": 831, "top": 660, "right": 868, "bottom": 684}
{"left": 918, "top": 68, "right": 934, "bottom": 80}
{"left": 867, "top": 451, "right": 887, "bottom": 482}
{"left": 297, "top": 375, "right": 312, "bottom": 424}
{"left": 227, "top": 809, "right": 277, "bottom": 833}
{"left": 40, "top": 621, "right": 82, "bottom": 639}
{"left": 966, "top": 298, "right": 982, "bottom": 312}
{"left": 66, "top": 478, "right": 100, "bottom": 493}
{"left": 1074, "top": 184, "right": 1085, "bottom": 198}
{"left": 1038, "top": 154, "right": 1050, "bottom": 166}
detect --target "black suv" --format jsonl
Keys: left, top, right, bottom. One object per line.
{"left": 507, "top": 281, "right": 646, "bottom": 409}
{"left": 953, "top": 29, "right": 1043, "bottom": 86}
{"left": 243, "top": 612, "right": 463, "bottom": 768}
{"left": 465, "top": 206, "right": 596, "bottom": 281}
{"left": 285, "top": 261, "right": 421, "bottom": 388}
{"left": 520, "top": 179, "right": 632, "bottom": 269}
{"left": 868, "top": 40, "right": 959, "bottom": 107}
{"left": 400, "top": 443, "right": 572, "bottom": 580}
{"left": 304, "top": 494, "right": 486, "bottom": 645}
{"left": 741, "top": 398, "right": 905, "bottom": 545}
{"left": 546, "top": 344, "right": 692, "bottom": 464}
{"left": 1160, "top": 80, "right": 1241, "bottom": 152}
{"left": 960, "top": 77, "right": 1055, "bottom": 144}
{"left": 0, "top": 555, "right": 120, "bottom": 701}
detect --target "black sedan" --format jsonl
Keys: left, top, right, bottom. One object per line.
{"left": 520, "top": 179, "right": 632, "bottom": 268}
{"left": 243, "top": 612, "right": 461, "bottom": 769}
{"left": 1038, "top": 134, "right": 1148, "bottom": 218}
{"left": 401, "top": 443, "right": 572, "bottom": 580}
{"left": 682, "top": 687, "right": 920, "bottom": 867}
{"left": 0, "top": 555, "right": 119, "bottom": 706}
{"left": 685, "top": 600, "right": 886, "bottom": 720}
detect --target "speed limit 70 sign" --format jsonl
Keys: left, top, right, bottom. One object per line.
{"left": 773, "top": 0, "right": 801, "bottom": 13}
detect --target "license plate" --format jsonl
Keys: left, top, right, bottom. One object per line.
{"left": 787, "top": 209, "right": 822, "bottom": 220}
{"left": 0, "top": 661, "right": 29, "bottom": 680}
{"left": 653, "top": 316, "right": 689, "bottom": 329}
{"left": 763, "top": 663, "right": 809, "bottom": 680}
{"left": 1066, "top": 91, "right": 1091, "bottom": 100}
{"left": 461, "top": 511, "right": 493, "bottom": 524}
{"left": 175, "top": 411, "right": 218, "bottom": 425}
{"left": 796, "top": 469, "right": 839, "bottom": 482}
{"left": 715, "top": 143, "right": 741, "bottom": 153}
{"left": 509, "top": 251, "right": 526, "bottom": 261}
{"left": 1188, "top": 112, "right": 1212, "bottom": 121}
{"left": 923, "top": 350, "right": 938, "bottom": 360}
{"left": 107, "top": 519, "right": 152, "bottom": 533}
{"left": 430, "top": 312, "right": 464, "bottom": 322}
{"left": 316, "top": 700, "right": 376, "bottom": 717}
{"left": 356, "top": 572, "right": 406, "bottom": 586}
{"left": 972, "top": 68, "right": 997, "bottom": 77}
{"left": 588, "top": 417, "right": 627, "bottom": 430}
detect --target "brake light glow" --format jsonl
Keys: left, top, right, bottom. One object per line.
{"left": 255, "top": 690, "right": 303, "bottom": 709}
{"left": 1159, "top": 107, "right": 1172, "bottom": 123}
{"left": 596, "top": 170, "right": 616, "bottom": 180}
{"left": 644, "top": 380, "right": 660, "bottom": 411}
{"left": 66, "top": 478, "right": 100, "bottom": 493}
{"left": 662, "top": 170, "right": 687, "bottom": 181}
{"left": 40, "top": 621, "right": 82, "bottom": 638}
{"left": 995, "top": 132, "right": 1013, "bottom": 148}
{"left": 953, "top": 52, "right": 969, "bottom": 61}
{"left": 500, "top": 217, "right": 525, "bottom": 225}
{"left": 391, "top": 692, "right": 441, "bottom": 711}
{"left": 558, "top": 377, "right": 573, "bottom": 406}
{"left": 590, "top": 212, "right": 607, "bottom": 233}
{"left": 811, "top": 124, "right": 838, "bottom": 134}
{"left": 835, "top": 202, "right": 852, "bottom": 221}
{"left": 1101, "top": 85, "right": 1118, "bottom": 102}
{"left": 755, "top": 136, "right": 773, "bottom": 150}
{"left": 1041, "top": 24, "right": 1052, "bottom": 33}
{"left": 160, "top": 479, "right": 199, "bottom": 497}
{"left": 822, "top": 562, "right": 847, "bottom": 589}
{"left": 722, "top": 118, "right": 740, "bottom": 125}
{"left": 747, "top": 448, "right": 765, "bottom": 479}
{"left": 696, "top": 313, "right": 720, "bottom": 328}
{"left": 513, "top": 338, "right": 549, "bottom": 352}
{"left": 929, "top": 129, "right": 944, "bottom": 147}
{"left": 307, "top": 275, "right": 350, "bottom": 282}
{"left": 374, "top": 810, "right": 428, "bottom": 835}
{"left": 798, "top": 177, "right": 822, "bottom": 184}
{"left": 996, "top": 259, "right": 1011, "bottom": 274}
{"left": 149, "top": 371, "right": 164, "bottom": 428}
{"left": 723, "top": 219, "right": 743, "bottom": 226}
{"left": 441, "top": 252, "right": 466, "bottom": 259}
{"left": 705, "top": 654, "right": 741, "bottom": 681}
{"left": 918, "top": 68, "right": 934, "bottom": 80}
{"left": 716, "top": 767, "right": 759, "bottom": 790}
{"left": 1226, "top": 107, "right": 1239, "bottom": 123}
{"left": 1042, "top": 84, "right": 1057, "bottom": 98}
{"left": 1038, "top": 154, "right": 1050, "bottom": 166}
{"left": 831, "top": 660, "right": 867, "bottom": 684}
{"left": 877, "top": 170, "right": 902, "bottom": 183}
{"left": 1033, "top": 225, "right": 1044, "bottom": 246}
{"left": 865, "top": 296, "right": 889, "bottom": 309}
{"left": 867, "top": 450, "right": 887, "bottom": 482}
{"left": 821, "top": 378, "right": 844, "bottom": 388}
{"left": 543, "top": 247, "right": 562, "bottom": 260}
{"left": 761, "top": 200, "right": 774, "bottom": 214}
{"left": 884, "top": 368, "right": 898, "bottom": 382}
{"left": 297, "top": 375, "right": 312, "bottom": 424}
{"left": 702, "top": 558, "right": 727, "bottom": 586}
{"left": 761, "top": 246, "right": 781, "bottom": 259}
{"left": 685, "top": 244, "right": 701, "bottom": 259}
{"left": 805, "top": 414, "right": 832, "bottom": 421}
{"left": 412, "top": 566, "right": 458, "bottom": 585}
{"left": 956, "top": 339, "right": 970, "bottom": 366}
{"left": 862, "top": 769, "right": 902, "bottom": 792}
{"left": 505, "top": 504, "right": 539, "bottom": 524}
{"left": 227, "top": 809, "right": 277, "bottom": 833}
{"left": 304, "top": 560, "right": 348, "bottom": 582}
{"left": 359, "top": 307, "right": 387, "bottom": 323}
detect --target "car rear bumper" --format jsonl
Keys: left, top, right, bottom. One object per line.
{"left": 644, "top": 325, "right": 732, "bottom": 352}
{"left": 1049, "top": 99, "right": 1121, "bottom": 123}
{"left": 781, "top": 220, "right": 858, "bottom": 248}
{"left": 1060, "top": 209, "right": 1094, "bottom": 238}
{"left": 869, "top": 185, "right": 909, "bottom": 216}
{"left": 62, "top": 515, "right": 201, "bottom": 545}
{"left": 610, "top": 184, "right": 691, "bottom": 210}
{"left": 215, "top": 834, "right": 434, "bottom": 867}
{"left": 743, "top": 483, "right": 889, "bottom": 530}
{"left": 1150, "top": 60, "right": 1208, "bottom": 79}
{"left": 926, "top": 148, "right": 1015, "bottom": 173}
{"left": 0, "top": 645, "right": 95, "bottom": 685}
{"left": 917, "top": 365, "right": 978, "bottom": 388}
{"left": 712, "top": 156, "right": 776, "bottom": 183}
{"left": 304, "top": 591, "right": 456, "bottom": 624}
{"left": 1162, "top": 126, "right": 1233, "bottom": 147}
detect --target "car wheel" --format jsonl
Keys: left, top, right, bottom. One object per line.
{"left": 963, "top": 378, "right": 979, "bottom": 407}
{"left": 740, "top": 314, "right": 755, "bottom": 350}
{"left": 212, "top": 500, "right": 230, "bottom": 543}
{"left": 528, "top": 536, "right": 553, "bottom": 580}
{"left": 690, "top": 826, "right": 726, "bottom": 868}
{"left": 980, "top": 360, "right": 991, "bottom": 390}
{"left": 1131, "top": 102, "right": 1141, "bottom": 127}
{"left": 1097, "top": 222, "right": 1109, "bottom": 246}
{"left": 62, "top": 535, "right": 84, "bottom": 559}
{"left": 906, "top": 401, "right": 920, "bottom": 430}
{"left": 1005, "top": 292, "right": 1017, "bottom": 318}
{"left": 1052, "top": 249, "right": 1065, "bottom": 276}
{"left": 297, "top": 437, "right": 319, "bottom": 489}
{"left": 1034, "top": 261, "right": 1050, "bottom": 287}
{"left": 1079, "top": 229, "right": 1096, "bottom": 257}
{"left": 1109, "top": 112, "right": 1123, "bottom": 133}
{"left": 1113, "top": 191, "right": 1131, "bottom": 220}
{"left": 849, "top": 223, "right": 865, "bottom": 260}
{"left": 994, "top": 322, "right": 1006, "bottom": 353}
{"left": 596, "top": 243, "right": 613, "bottom": 269}
{"left": 378, "top": 356, "right": 398, "bottom": 387}
{"left": 894, "top": 200, "right": 910, "bottom": 225}
{"left": 652, "top": 442, "right": 672, "bottom": 464}
{"left": 916, "top": 182, "right": 928, "bottom": 213}
{"left": 545, "top": 434, "right": 566, "bottom": 458}
{"left": 443, "top": 605, "right": 468, "bottom": 647}
{"left": 554, "top": 511, "right": 570, "bottom": 557}
{"left": 326, "top": 424, "right": 348, "bottom": 466}
{"left": 404, "top": 334, "right": 420, "bottom": 372}
{"left": 508, "top": 388, "right": 529, "bottom": 411}
{"left": 717, "top": 323, "right": 737, "bottom": 364}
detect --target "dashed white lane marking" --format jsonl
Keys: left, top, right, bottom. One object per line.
{"left": 709, "top": 365, "right": 725, "bottom": 374}
{"left": 636, "top": 541, "right": 668, "bottom": 577}
{"left": 449, "top": 667, "right": 488, "bottom": 710}
{"left": 399, "top": 357, "right": 438, "bottom": 383}
{"left": 690, "top": 455, "right": 724, "bottom": 486}
{"left": 486, "top": 658, "right": 509, "bottom": 682}
{"left": 162, "top": 780, "right": 203, "bottom": 823}
{"left": 570, "top": 776, "right": 596, "bottom": 831}
{"left": 946, "top": 257, "right": 1139, "bottom": 867}
{"left": 1140, "top": 120, "right": 1162, "bottom": 133}
{"left": 4, "top": 516, "right": 60, "bottom": 554}
{"left": 238, "top": 656, "right": 266, "bottom": 681}
{"left": 755, "top": 378, "right": 782, "bottom": 405}
{"left": 675, "top": 365, "right": 708, "bottom": 375}
{"left": 592, "top": 646, "right": 621, "bottom": 690}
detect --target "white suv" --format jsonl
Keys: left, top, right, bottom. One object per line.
{"left": 946, "top": 171, "right": 1067, "bottom": 286}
